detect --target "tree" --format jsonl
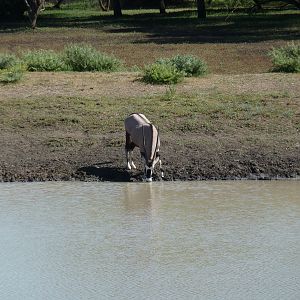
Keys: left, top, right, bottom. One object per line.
{"left": 113, "top": 0, "right": 122, "bottom": 17}
{"left": 159, "top": 0, "right": 166, "bottom": 14}
{"left": 99, "top": 0, "right": 111, "bottom": 11}
{"left": 23, "top": 0, "right": 44, "bottom": 28}
{"left": 197, "top": 0, "right": 206, "bottom": 19}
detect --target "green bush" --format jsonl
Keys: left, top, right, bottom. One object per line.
{"left": 0, "top": 53, "right": 18, "bottom": 70}
{"left": 23, "top": 50, "right": 69, "bottom": 72}
{"left": 157, "top": 54, "right": 208, "bottom": 77}
{"left": 143, "top": 62, "right": 184, "bottom": 84}
{"left": 0, "top": 64, "right": 24, "bottom": 84}
{"left": 269, "top": 43, "right": 300, "bottom": 73}
{"left": 63, "top": 44, "right": 123, "bottom": 72}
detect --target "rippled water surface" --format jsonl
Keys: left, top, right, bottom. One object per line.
{"left": 0, "top": 181, "right": 299, "bottom": 300}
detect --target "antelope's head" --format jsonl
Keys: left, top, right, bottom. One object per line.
{"left": 143, "top": 153, "right": 161, "bottom": 182}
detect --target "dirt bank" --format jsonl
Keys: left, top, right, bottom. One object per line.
{"left": 1, "top": 130, "right": 299, "bottom": 182}
{"left": 0, "top": 72, "right": 299, "bottom": 182}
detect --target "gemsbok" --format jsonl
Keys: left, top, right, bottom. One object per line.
{"left": 125, "top": 113, "right": 164, "bottom": 182}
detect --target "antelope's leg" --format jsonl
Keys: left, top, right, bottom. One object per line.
{"left": 126, "top": 149, "right": 132, "bottom": 170}
{"left": 125, "top": 132, "right": 132, "bottom": 170}
{"left": 131, "top": 156, "right": 136, "bottom": 169}
{"left": 158, "top": 159, "right": 164, "bottom": 178}
{"left": 154, "top": 152, "right": 164, "bottom": 178}
{"left": 125, "top": 132, "right": 136, "bottom": 170}
{"left": 129, "top": 150, "right": 136, "bottom": 169}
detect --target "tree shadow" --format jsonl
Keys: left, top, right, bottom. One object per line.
{"left": 103, "top": 11, "right": 300, "bottom": 44}
{"left": 1, "top": 8, "right": 299, "bottom": 43}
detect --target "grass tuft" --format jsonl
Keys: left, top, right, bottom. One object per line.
{"left": 142, "top": 62, "right": 184, "bottom": 85}
{"left": 63, "top": 44, "right": 123, "bottom": 72}
{"left": 23, "top": 49, "right": 69, "bottom": 72}
{"left": 269, "top": 43, "right": 300, "bottom": 73}
{"left": 158, "top": 55, "right": 208, "bottom": 77}
{"left": 0, "top": 64, "right": 24, "bottom": 84}
{"left": 0, "top": 53, "right": 18, "bottom": 70}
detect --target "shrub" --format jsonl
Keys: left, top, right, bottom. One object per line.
{"left": 0, "top": 64, "right": 24, "bottom": 84}
{"left": 269, "top": 43, "right": 300, "bottom": 73}
{"left": 23, "top": 50, "right": 68, "bottom": 72}
{"left": 0, "top": 53, "right": 18, "bottom": 70}
{"left": 143, "top": 62, "right": 184, "bottom": 84}
{"left": 157, "top": 54, "right": 208, "bottom": 77}
{"left": 63, "top": 44, "right": 123, "bottom": 72}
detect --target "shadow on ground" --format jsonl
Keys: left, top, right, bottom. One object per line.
{"left": 76, "top": 161, "right": 145, "bottom": 181}
{"left": 77, "top": 166, "right": 130, "bottom": 182}
{"left": 1, "top": 9, "right": 299, "bottom": 43}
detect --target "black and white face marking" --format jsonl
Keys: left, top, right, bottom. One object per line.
{"left": 143, "top": 152, "right": 163, "bottom": 182}
{"left": 143, "top": 159, "right": 155, "bottom": 182}
{"left": 144, "top": 165, "right": 153, "bottom": 182}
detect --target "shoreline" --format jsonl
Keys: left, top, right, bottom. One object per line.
{"left": 1, "top": 143, "right": 299, "bottom": 182}
{"left": 1, "top": 73, "right": 299, "bottom": 183}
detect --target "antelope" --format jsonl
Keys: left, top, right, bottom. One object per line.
{"left": 124, "top": 113, "right": 164, "bottom": 182}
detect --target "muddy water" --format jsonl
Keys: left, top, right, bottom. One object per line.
{"left": 0, "top": 181, "right": 299, "bottom": 300}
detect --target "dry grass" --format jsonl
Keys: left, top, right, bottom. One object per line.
{"left": 0, "top": 72, "right": 299, "bottom": 135}
{"left": 0, "top": 72, "right": 299, "bottom": 100}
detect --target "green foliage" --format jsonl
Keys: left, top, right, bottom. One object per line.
{"left": 20, "top": 45, "right": 123, "bottom": 72}
{"left": 158, "top": 55, "right": 208, "bottom": 77}
{"left": 269, "top": 43, "right": 300, "bottom": 73}
{"left": 23, "top": 50, "right": 69, "bottom": 72}
{"left": 0, "top": 53, "right": 18, "bottom": 70}
{"left": 63, "top": 44, "right": 123, "bottom": 72}
{"left": 0, "top": 64, "right": 24, "bottom": 84}
{"left": 143, "top": 62, "right": 184, "bottom": 84}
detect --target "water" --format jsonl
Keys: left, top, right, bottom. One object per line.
{"left": 0, "top": 181, "right": 299, "bottom": 300}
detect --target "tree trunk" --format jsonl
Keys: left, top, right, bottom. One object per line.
{"left": 197, "top": 0, "right": 206, "bottom": 19}
{"left": 159, "top": 0, "right": 166, "bottom": 14}
{"left": 24, "top": 0, "right": 44, "bottom": 28}
{"left": 113, "top": 0, "right": 122, "bottom": 17}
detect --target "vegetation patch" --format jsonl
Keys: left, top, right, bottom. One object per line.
{"left": 157, "top": 55, "right": 208, "bottom": 77}
{"left": 0, "top": 53, "right": 18, "bottom": 70}
{"left": 0, "top": 64, "right": 24, "bottom": 84}
{"left": 1, "top": 91, "right": 298, "bottom": 136}
{"left": 63, "top": 44, "right": 123, "bottom": 72}
{"left": 269, "top": 43, "right": 300, "bottom": 73}
{"left": 142, "top": 62, "right": 184, "bottom": 84}
{"left": 23, "top": 49, "right": 69, "bottom": 72}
